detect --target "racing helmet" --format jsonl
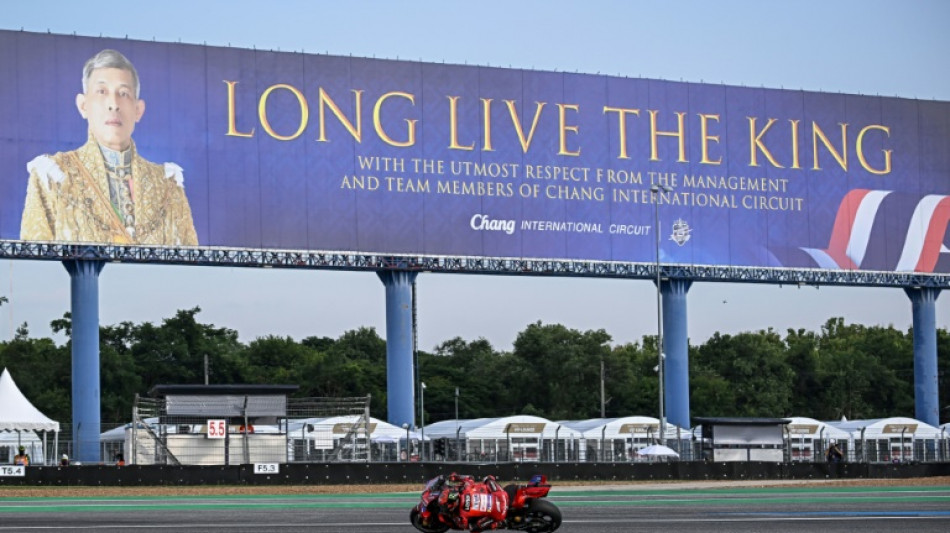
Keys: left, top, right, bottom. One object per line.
{"left": 445, "top": 490, "right": 460, "bottom": 506}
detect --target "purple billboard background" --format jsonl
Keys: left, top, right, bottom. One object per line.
{"left": 2, "top": 31, "right": 948, "bottom": 272}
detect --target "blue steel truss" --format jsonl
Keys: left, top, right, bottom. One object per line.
{"left": 2, "top": 240, "right": 948, "bottom": 288}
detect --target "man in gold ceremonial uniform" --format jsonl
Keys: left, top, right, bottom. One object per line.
{"left": 20, "top": 49, "right": 198, "bottom": 246}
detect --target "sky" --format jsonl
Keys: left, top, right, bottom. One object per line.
{"left": 1, "top": 0, "right": 948, "bottom": 351}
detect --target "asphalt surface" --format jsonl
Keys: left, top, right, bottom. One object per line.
{"left": 0, "top": 481, "right": 948, "bottom": 532}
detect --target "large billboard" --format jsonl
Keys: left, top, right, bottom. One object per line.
{"left": 2, "top": 31, "right": 948, "bottom": 273}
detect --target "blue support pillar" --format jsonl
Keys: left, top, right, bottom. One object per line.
{"left": 905, "top": 287, "right": 941, "bottom": 427}
{"left": 378, "top": 270, "right": 418, "bottom": 429}
{"left": 63, "top": 260, "right": 105, "bottom": 464}
{"left": 661, "top": 279, "right": 692, "bottom": 430}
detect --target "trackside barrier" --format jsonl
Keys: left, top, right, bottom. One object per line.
{"left": 2, "top": 461, "right": 948, "bottom": 487}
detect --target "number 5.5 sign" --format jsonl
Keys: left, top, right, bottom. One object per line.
{"left": 207, "top": 419, "right": 227, "bottom": 439}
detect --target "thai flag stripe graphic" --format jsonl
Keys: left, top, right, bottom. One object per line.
{"left": 798, "top": 248, "right": 838, "bottom": 270}
{"left": 800, "top": 189, "right": 890, "bottom": 270}
{"left": 801, "top": 189, "right": 950, "bottom": 273}
{"left": 895, "top": 194, "right": 950, "bottom": 272}
{"left": 845, "top": 190, "right": 891, "bottom": 267}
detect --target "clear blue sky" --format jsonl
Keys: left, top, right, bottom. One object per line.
{"left": 1, "top": 0, "right": 948, "bottom": 350}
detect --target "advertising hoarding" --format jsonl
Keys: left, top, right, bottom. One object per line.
{"left": 1, "top": 30, "right": 948, "bottom": 273}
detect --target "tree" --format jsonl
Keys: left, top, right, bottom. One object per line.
{"left": 815, "top": 318, "right": 913, "bottom": 419}
{"left": 938, "top": 328, "right": 950, "bottom": 424}
{"left": 784, "top": 328, "right": 821, "bottom": 415}
{"left": 511, "top": 322, "right": 612, "bottom": 420}
{"left": 1, "top": 303, "right": 940, "bottom": 427}
{"left": 0, "top": 334, "right": 71, "bottom": 422}
{"left": 306, "top": 327, "right": 388, "bottom": 415}
{"left": 130, "top": 307, "right": 242, "bottom": 389}
{"left": 421, "top": 337, "right": 501, "bottom": 420}
{"left": 243, "top": 335, "right": 318, "bottom": 386}
{"left": 692, "top": 329, "right": 794, "bottom": 417}
{"left": 99, "top": 321, "right": 144, "bottom": 421}
{"left": 604, "top": 341, "right": 658, "bottom": 417}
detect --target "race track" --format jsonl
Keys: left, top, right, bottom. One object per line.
{"left": 1, "top": 483, "right": 948, "bottom": 532}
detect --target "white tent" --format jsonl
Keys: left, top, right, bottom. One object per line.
{"left": 638, "top": 444, "right": 679, "bottom": 458}
{"left": 786, "top": 417, "right": 851, "bottom": 439}
{"left": 0, "top": 368, "right": 60, "bottom": 465}
{"left": 560, "top": 416, "right": 688, "bottom": 441}
{"left": 828, "top": 417, "right": 942, "bottom": 462}
{"left": 829, "top": 417, "right": 941, "bottom": 439}
{"left": 287, "top": 415, "right": 410, "bottom": 444}
{"left": 424, "top": 415, "right": 582, "bottom": 441}
{"left": 287, "top": 415, "right": 412, "bottom": 461}
{"left": 559, "top": 416, "right": 688, "bottom": 461}
{"left": 785, "top": 416, "right": 851, "bottom": 462}
{"left": 424, "top": 415, "right": 583, "bottom": 462}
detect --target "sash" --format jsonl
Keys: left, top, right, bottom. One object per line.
{"left": 69, "top": 152, "right": 133, "bottom": 245}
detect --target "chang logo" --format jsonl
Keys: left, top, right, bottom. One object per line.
{"left": 470, "top": 214, "right": 515, "bottom": 235}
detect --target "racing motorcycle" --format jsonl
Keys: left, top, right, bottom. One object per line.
{"left": 410, "top": 473, "right": 561, "bottom": 532}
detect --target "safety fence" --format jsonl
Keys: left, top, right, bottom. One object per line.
{"left": 9, "top": 415, "right": 949, "bottom": 467}
{"left": 16, "top": 427, "right": 948, "bottom": 467}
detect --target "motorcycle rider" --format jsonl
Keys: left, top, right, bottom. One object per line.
{"left": 413, "top": 472, "right": 559, "bottom": 533}
{"left": 436, "top": 473, "right": 469, "bottom": 523}
{"left": 443, "top": 474, "right": 508, "bottom": 532}
{"left": 472, "top": 474, "right": 509, "bottom": 532}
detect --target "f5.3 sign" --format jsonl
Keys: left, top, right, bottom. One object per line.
{"left": 254, "top": 464, "right": 279, "bottom": 474}
{"left": 207, "top": 419, "right": 227, "bottom": 439}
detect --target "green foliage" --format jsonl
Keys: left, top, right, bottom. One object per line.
{"left": 0, "top": 307, "right": 940, "bottom": 428}
{"left": 692, "top": 329, "right": 795, "bottom": 417}
{"left": 814, "top": 318, "right": 914, "bottom": 419}
{"left": 0, "top": 335, "right": 70, "bottom": 422}
{"left": 421, "top": 336, "right": 503, "bottom": 420}
{"left": 314, "top": 327, "right": 387, "bottom": 405}
{"left": 510, "top": 322, "right": 613, "bottom": 419}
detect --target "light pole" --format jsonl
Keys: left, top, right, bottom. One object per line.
{"left": 454, "top": 387, "right": 460, "bottom": 461}
{"left": 600, "top": 357, "right": 606, "bottom": 417}
{"left": 420, "top": 381, "right": 426, "bottom": 460}
{"left": 651, "top": 183, "right": 672, "bottom": 445}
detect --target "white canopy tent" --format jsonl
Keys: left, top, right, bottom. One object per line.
{"left": 287, "top": 415, "right": 414, "bottom": 461}
{"left": 287, "top": 415, "right": 411, "bottom": 444}
{"left": 784, "top": 416, "right": 852, "bottom": 462}
{"left": 829, "top": 417, "right": 942, "bottom": 439}
{"left": 425, "top": 415, "right": 581, "bottom": 440}
{"left": 638, "top": 444, "right": 679, "bottom": 458}
{"left": 828, "top": 417, "right": 942, "bottom": 462}
{"left": 559, "top": 416, "right": 689, "bottom": 461}
{"left": 0, "top": 368, "right": 60, "bottom": 465}
{"left": 425, "top": 415, "right": 583, "bottom": 462}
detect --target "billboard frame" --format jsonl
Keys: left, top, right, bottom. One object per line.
{"left": 2, "top": 240, "right": 946, "bottom": 289}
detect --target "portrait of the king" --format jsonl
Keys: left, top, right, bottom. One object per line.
{"left": 20, "top": 49, "right": 198, "bottom": 246}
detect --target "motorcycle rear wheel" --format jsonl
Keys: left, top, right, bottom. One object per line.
{"left": 523, "top": 498, "right": 562, "bottom": 532}
{"left": 409, "top": 508, "right": 451, "bottom": 533}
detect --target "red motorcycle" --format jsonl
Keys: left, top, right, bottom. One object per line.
{"left": 410, "top": 473, "right": 562, "bottom": 532}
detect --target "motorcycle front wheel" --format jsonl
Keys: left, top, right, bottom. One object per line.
{"left": 409, "top": 508, "right": 451, "bottom": 533}
{"left": 523, "top": 498, "right": 562, "bottom": 532}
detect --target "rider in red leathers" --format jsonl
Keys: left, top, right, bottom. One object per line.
{"left": 438, "top": 473, "right": 509, "bottom": 532}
